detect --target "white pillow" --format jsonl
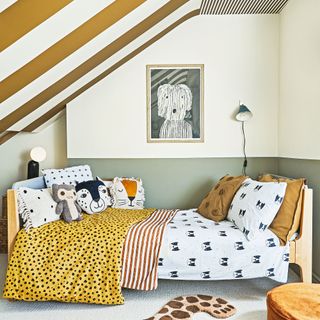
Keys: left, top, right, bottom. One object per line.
{"left": 42, "top": 165, "right": 93, "bottom": 188}
{"left": 17, "top": 187, "right": 59, "bottom": 231}
{"left": 111, "top": 177, "right": 145, "bottom": 209}
{"left": 227, "top": 178, "right": 287, "bottom": 241}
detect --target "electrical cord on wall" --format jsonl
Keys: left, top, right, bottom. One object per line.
{"left": 241, "top": 121, "right": 248, "bottom": 175}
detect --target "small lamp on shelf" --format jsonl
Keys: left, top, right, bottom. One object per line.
{"left": 235, "top": 102, "right": 253, "bottom": 175}
{"left": 27, "top": 147, "right": 47, "bottom": 179}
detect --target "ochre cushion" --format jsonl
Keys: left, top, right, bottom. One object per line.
{"left": 259, "top": 174, "right": 305, "bottom": 245}
{"left": 197, "top": 175, "right": 247, "bottom": 222}
{"left": 267, "top": 283, "right": 320, "bottom": 320}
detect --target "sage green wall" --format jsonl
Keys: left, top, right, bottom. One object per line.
{"left": 0, "top": 116, "right": 67, "bottom": 216}
{"left": 278, "top": 158, "right": 320, "bottom": 281}
{"left": 68, "top": 158, "right": 278, "bottom": 209}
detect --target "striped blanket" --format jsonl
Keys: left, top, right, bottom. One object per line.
{"left": 121, "top": 209, "right": 179, "bottom": 290}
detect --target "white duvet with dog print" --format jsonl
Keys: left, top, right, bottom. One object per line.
{"left": 158, "top": 209, "right": 290, "bottom": 283}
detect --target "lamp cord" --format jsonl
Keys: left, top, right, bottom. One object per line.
{"left": 241, "top": 121, "right": 248, "bottom": 175}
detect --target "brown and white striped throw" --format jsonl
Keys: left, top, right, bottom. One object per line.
{"left": 121, "top": 209, "right": 179, "bottom": 291}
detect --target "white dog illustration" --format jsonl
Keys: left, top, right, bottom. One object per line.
{"left": 157, "top": 84, "right": 193, "bottom": 139}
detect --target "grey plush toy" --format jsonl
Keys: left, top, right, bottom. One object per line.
{"left": 52, "top": 184, "right": 82, "bottom": 223}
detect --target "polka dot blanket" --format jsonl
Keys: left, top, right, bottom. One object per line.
{"left": 3, "top": 208, "right": 155, "bottom": 304}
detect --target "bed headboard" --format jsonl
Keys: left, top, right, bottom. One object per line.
{"left": 12, "top": 176, "right": 46, "bottom": 190}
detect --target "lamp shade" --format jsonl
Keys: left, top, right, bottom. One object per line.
{"left": 235, "top": 104, "right": 253, "bottom": 122}
{"left": 30, "top": 146, "right": 46, "bottom": 162}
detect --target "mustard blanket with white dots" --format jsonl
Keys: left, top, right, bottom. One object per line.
{"left": 3, "top": 208, "right": 155, "bottom": 305}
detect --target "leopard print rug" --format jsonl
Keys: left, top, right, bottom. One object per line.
{"left": 145, "top": 295, "right": 236, "bottom": 319}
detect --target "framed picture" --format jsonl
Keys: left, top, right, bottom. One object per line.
{"left": 147, "top": 64, "right": 204, "bottom": 143}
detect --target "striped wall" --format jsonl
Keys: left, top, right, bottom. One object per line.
{"left": 0, "top": 0, "right": 290, "bottom": 145}
{"left": 200, "top": 0, "right": 289, "bottom": 15}
{"left": 0, "top": 1, "right": 17, "bottom": 13}
{"left": 0, "top": 0, "right": 72, "bottom": 51}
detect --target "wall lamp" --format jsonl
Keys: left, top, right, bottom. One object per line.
{"left": 235, "top": 102, "right": 253, "bottom": 175}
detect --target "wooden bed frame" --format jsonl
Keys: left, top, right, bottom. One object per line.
{"left": 6, "top": 186, "right": 313, "bottom": 283}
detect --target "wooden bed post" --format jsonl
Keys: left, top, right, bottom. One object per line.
{"left": 289, "top": 187, "right": 313, "bottom": 283}
{"left": 7, "top": 190, "right": 19, "bottom": 261}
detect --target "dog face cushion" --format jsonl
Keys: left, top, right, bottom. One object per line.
{"left": 75, "top": 180, "right": 112, "bottom": 214}
{"left": 157, "top": 84, "right": 192, "bottom": 121}
{"left": 227, "top": 178, "right": 287, "bottom": 241}
{"left": 111, "top": 177, "right": 145, "bottom": 209}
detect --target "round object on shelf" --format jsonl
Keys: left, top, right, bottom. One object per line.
{"left": 30, "top": 146, "right": 46, "bottom": 162}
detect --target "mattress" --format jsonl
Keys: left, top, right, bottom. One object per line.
{"left": 158, "top": 209, "right": 290, "bottom": 283}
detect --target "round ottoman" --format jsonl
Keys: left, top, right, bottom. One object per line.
{"left": 267, "top": 283, "right": 320, "bottom": 320}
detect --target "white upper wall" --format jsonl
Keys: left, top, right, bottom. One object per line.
{"left": 279, "top": 0, "right": 320, "bottom": 159}
{"left": 67, "top": 14, "right": 280, "bottom": 158}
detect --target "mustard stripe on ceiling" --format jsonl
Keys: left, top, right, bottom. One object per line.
{"left": 0, "top": 131, "right": 18, "bottom": 145}
{"left": 0, "top": 0, "right": 190, "bottom": 133}
{"left": 0, "top": 1, "right": 17, "bottom": 13}
{"left": 1, "top": 1, "right": 116, "bottom": 82}
{"left": 0, "top": 9, "right": 199, "bottom": 145}
{"left": 0, "top": 0, "right": 72, "bottom": 51}
{"left": 0, "top": 0, "right": 146, "bottom": 103}
{"left": 24, "top": 10, "right": 200, "bottom": 133}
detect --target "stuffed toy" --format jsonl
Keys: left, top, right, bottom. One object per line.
{"left": 111, "top": 177, "right": 145, "bottom": 209}
{"left": 52, "top": 184, "right": 82, "bottom": 223}
{"left": 75, "top": 179, "right": 112, "bottom": 214}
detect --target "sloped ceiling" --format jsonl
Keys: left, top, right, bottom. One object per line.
{"left": 200, "top": 0, "right": 289, "bottom": 14}
{"left": 0, "top": 0, "right": 289, "bottom": 145}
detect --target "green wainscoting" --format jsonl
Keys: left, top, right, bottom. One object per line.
{"left": 68, "top": 157, "right": 278, "bottom": 209}
{"left": 67, "top": 156, "right": 320, "bottom": 280}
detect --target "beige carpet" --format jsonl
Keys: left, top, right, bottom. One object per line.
{"left": 0, "top": 254, "right": 299, "bottom": 320}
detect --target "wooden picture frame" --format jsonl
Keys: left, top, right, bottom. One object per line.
{"left": 147, "top": 64, "right": 204, "bottom": 143}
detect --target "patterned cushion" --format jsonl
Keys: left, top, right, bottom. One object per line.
{"left": 227, "top": 178, "right": 287, "bottom": 241}
{"left": 197, "top": 175, "right": 248, "bottom": 221}
{"left": 42, "top": 165, "right": 93, "bottom": 188}
{"left": 75, "top": 180, "right": 112, "bottom": 214}
{"left": 17, "top": 187, "right": 59, "bottom": 231}
{"left": 111, "top": 177, "right": 145, "bottom": 209}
